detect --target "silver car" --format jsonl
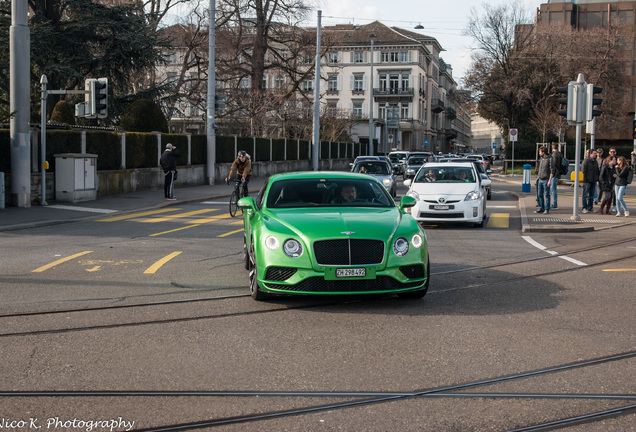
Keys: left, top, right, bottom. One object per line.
{"left": 351, "top": 160, "right": 397, "bottom": 198}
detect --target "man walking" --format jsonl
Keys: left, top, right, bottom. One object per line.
{"left": 534, "top": 146, "right": 554, "bottom": 214}
{"left": 160, "top": 143, "right": 180, "bottom": 200}
{"left": 594, "top": 148, "right": 604, "bottom": 204}
{"left": 550, "top": 142, "right": 563, "bottom": 209}
{"left": 581, "top": 149, "right": 599, "bottom": 213}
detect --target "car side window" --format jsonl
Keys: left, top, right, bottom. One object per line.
{"left": 255, "top": 180, "right": 268, "bottom": 210}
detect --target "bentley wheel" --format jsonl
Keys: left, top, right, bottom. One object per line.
{"left": 249, "top": 241, "right": 268, "bottom": 300}
{"left": 243, "top": 235, "right": 250, "bottom": 270}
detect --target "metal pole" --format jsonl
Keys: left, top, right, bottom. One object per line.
{"left": 571, "top": 122, "right": 582, "bottom": 221}
{"left": 368, "top": 39, "right": 374, "bottom": 156}
{"left": 9, "top": 0, "right": 31, "bottom": 207}
{"left": 206, "top": 0, "right": 216, "bottom": 184}
{"left": 312, "top": 10, "right": 322, "bottom": 170}
{"left": 40, "top": 75, "right": 48, "bottom": 205}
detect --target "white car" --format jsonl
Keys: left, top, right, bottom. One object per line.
{"left": 403, "top": 162, "right": 487, "bottom": 227}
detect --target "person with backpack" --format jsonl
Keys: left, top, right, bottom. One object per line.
{"left": 550, "top": 142, "right": 565, "bottom": 209}
{"left": 613, "top": 156, "right": 632, "bottom": 217}
{"left": 534, "top": 146, "right": 554, "bottom": 214}
{"left": 599, "top": 156, "right": 616, "bottom": 214}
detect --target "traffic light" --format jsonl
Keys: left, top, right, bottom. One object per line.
{"left": 556, "top": 81, "right": 585, "bottom": 124}
{"left": 633, "top": 119, "right": 636, "bottom": 139}
{"left": 585, "top": 84, "right": 602, "bottom": 121}
{"left": 215, "top": 94, "right": 227, "bottom": 110}
{"left": 92, "top": 78, "right": 108, "bottom": 118}
{"left": 556, "top": 85, "right": 571, "bottom": 119}
{"left": 84, "top": 78, "right": 109, "bottom": 118}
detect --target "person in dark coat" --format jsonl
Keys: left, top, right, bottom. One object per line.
{"left": 160, "top": 143, "right": 180, "bottom": 200}
{"left": 581, "top": 149, "right": 599, "bottom": 213}
{"left": 599, "top": 156, "right": 616, "bottom": 214}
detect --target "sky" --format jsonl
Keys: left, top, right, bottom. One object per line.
{"left": 311, "top": 0, "right": 545, "bottom": 83}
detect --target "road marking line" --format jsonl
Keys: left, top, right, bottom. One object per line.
{"left": 148, "top": 224, "right": 201, "bottom": 237}
{"left": 97, "top": 209, "right": 180, "bottom": 222}
{"left": 218, "top": 228, "right": 244, "bottom": 238}
{"left": 32, "top": 251, "right": 93, "bottom": 273}
{"left": 602, "top": 269, "right": 636, "bottom": 272}
{"left": 47, "top": 205, "right": 118, "bottom": 214}
{"left": 141, "top": 209, "right": 218, "bottom": 223}
{"left": 144, "top": 251, "right": 182, "bottom": 274}
{"left": 522, "top": 236, "right": 587, "bottom": 266}
{"left": 486, "top": 213, "right": 509, "bottom": 228}
{"left": 196, "top": 214, "right": 234, "bottom": 223}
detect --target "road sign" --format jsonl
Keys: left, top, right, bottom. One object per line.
{"left": 423, "top": 139, "right": 429, "bottom": 146}
{"left": 492, "top": 142, "right": 497, "bottom": 149}
{"left": 509, "top": 128, "right": 518, "bottom": 142}
{"left": 388, "top": 134, "right": 394, "bottom": 143}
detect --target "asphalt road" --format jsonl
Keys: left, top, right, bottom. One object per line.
{"left": 1, "top": 180, "right": 635, "bottom": 431}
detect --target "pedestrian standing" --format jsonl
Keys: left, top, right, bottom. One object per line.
{"left": 609, "top": 148, "right": 618, "bottom": 212}
{"left": 613, "top": 156, "right": 631, "bottom": 217}
{"left": 534, "top": 146, "right": 554, "bottom": 214}
{"left": 599, "top": 156, "right": 616, "bottom": 214}
{"left": 581, "top": 149, "right": 599, "bottom": 213}
{"left": 550, "top": 142, "right": 563, "bottom": 209}
{"left": 631, "top": 150, "right": 636, "bottom": 167}
{"left": 160, "top": 143, "right": 180, "bottom": 200}
{"left": 594, "top": 148, "right": 604, "bottom": 204}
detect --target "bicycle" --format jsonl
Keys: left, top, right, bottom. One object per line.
{"left": 227, "top": 177, "right": 246, "bottom": 217}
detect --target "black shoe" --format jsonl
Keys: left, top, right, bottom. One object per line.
{"left": 534, "top": 210, "right": 544, "bottom": 214}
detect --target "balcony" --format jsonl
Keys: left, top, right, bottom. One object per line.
{"left": 373, "top": 87, "right": 414, "bottom": 97}
{"left": 431, "top": 98, "right": 444, "bottom": 113}
{"left": 445, "top": 128, "right": 458, "bottom": 140}
{"left": 445, "top": 107, "right": 456, "bottom": 120}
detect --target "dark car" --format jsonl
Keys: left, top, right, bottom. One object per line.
{"left": 404, "top": 156, "right": 429, "bottom": 180}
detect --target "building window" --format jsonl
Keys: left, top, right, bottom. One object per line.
{"left": 379, "top": 74, "right": 387, "bottom": 90}
{"left": 619, "top": 10, "right": 634, "bottom": 26}
{"left": 328, "top": 75, "right": 339, "bottom": 92}
{"left": 354, "top": 51, "right": 364, "bottom": 63}
{"left": 401, "top": 74, "right": 409, "bottom": 90}
{"left": 378, "top": 103, "right": 386, "bottom": 120}
{"left": 400, "top": 51, "right": 410, "bottom": 62}
{"left": 353, "top": 74, "right": 364, "bottom": 92}
{"left": 352, "top": 101, "right": 363, "bottom": 118}
{"left": 389, "top": 74, "right": 399, "bottom": 91}
{"left": 302, "top": 79, "right": 314, "bottom": 92}
{"left": 274, "top": 75, "right": 285, "bottom": 89}
{"left": 401, "top": 102, "right": 409, "bottom": 119}
{"left": 239, "top": 77, "right": 250, "bottom": 89}
{"left": 390, "top": 51, "right": 399, "bottom": 62}
{"left": 328, "top": 52, "right": 339, "bottom": 63}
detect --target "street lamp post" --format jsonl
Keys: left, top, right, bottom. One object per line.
{"left": 368, "top": 35, "right": 375, "bottom": 156}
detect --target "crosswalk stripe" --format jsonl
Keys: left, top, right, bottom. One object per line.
{"left": 141, "top": 209, "right": 218, "bottom": 223}
{"left": 97, "top": 209, "right": 181, "bottom": 222}
{"left": 487, "top": 213, "right": 509, "bottom": 228}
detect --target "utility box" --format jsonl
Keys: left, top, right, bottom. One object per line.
{"left": 54, "top": 153, "right": 98, "bottom": 202}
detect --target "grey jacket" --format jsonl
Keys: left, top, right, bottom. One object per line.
{"left": 581, "top": 156, "right": 599, "bottom": 183}
{"left": 537, "top": 155, "right": 554, "bottom": 180}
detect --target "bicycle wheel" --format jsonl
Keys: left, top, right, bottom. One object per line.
{"left": 229, "top": 191, "right": 239, "bottom": 217}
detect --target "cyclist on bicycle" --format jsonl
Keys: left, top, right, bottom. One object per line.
{"left": 225, "top": 150, "right": 252, "bottom": 196}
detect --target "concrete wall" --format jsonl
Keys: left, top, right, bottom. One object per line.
{"left": 4, "top": 159, "right": 353, "bottom": 205}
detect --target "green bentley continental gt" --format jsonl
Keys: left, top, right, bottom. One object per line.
{"left": 237, "top": 171, "right": 430, "bottom": 300}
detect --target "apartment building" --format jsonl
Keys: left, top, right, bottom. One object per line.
{"left": 158, "top": 21, "right": 470, "bottom": 154}
{"left": 533, "top": 0, "right": 636, "bottom": 144}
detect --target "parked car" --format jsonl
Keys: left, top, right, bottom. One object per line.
{"left": 352, "top": 160, "right": 397, "bottom": 197}
{"left": 237, "top": 172, "right": 430, "bottom": 300}
{"left": 403, "top": 162, "right": 487, "bottom": 227}
{"left": 437, "top": 158, "right": 492, "bottom": 200}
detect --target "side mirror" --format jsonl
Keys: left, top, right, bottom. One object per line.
{"left": 399, "top": 195, "right": 417, "bottom": 211}
{"left": 237, "top": 196, "right": 256, "bottom": 212}
{"left": 403, "top": 179, "right": 412, "bottom": 187}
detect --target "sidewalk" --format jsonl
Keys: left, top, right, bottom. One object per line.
{"left": 494, "top": 173, "right": 636, "bottom": 232}
{"left": 0, "top": 178, "right": 267, "bottom": 232}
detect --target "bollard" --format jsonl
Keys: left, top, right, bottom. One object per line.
{"left": 521, "top": 164, "right": 532, "bottom": 192}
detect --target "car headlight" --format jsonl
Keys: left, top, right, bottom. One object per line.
{"left": 383, "top": 178, "right": 392, "bottom": 187}
{"left": 411, "top": 234, "right": 422, "bottom": 248}
{"left": 464, "top": 191, "right": 481, "bottom": 201}
{"left": 265, "top": 236, "right": 280, "bottom": 250}
{"left": 393, "top": 237, "right": 410, "bottom": 256}
{"left": 406, "top": 169, "right": 414, "bottom": 174}
{"left": 283, "top": 239, "right": 303, "bottom": 258}
{"left": 407, "top": 190, "right": 420, "bottom": 201}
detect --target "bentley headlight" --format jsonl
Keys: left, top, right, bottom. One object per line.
{"left": 464, "top": 191, "right": 480, "bottom": 201}
{"left": 393, "top": 237, "right": 410, "bottom": 256}
{"left": 265, "top": 236, "right": 280, "bottom": 250}
{"left": 283, "top": 239, "right": 303, "bottom": 258}
{"left": 411, "top": 234, "right": 423, "bottom": 248}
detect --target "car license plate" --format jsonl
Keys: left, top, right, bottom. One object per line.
{"left": 433, "top": 205, "right": 450, "bottom": 210}
{"left": 336, "top": 268, "right": 366, "bottom": 278}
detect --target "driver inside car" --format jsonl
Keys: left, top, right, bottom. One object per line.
{"left": 332, "top": 184, "right": 357, "bottom": 203}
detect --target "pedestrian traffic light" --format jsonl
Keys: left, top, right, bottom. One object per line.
{"left": 215, "top": 94, "right": 227, "bottom": 110}
{"left": 92, "top": 78, "right": 109, "bottom": 119}
{"left": 585, "top": 84, "right": 602, "bottom": 121}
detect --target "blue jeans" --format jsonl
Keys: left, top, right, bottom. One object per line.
{"left": 537, "top": 179, "right": 550, "bottom": 211}
{"left": 582, "top": 182, "right": 595, "bottom": 211}
{"left": 615, "top": 185, "right": 628, "bottom": 214}
{"left": 550, "top": 178, "right": 558, "bottom": 208}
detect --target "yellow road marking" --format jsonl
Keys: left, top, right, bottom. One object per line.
{"left": 196, "top": 213, "right": 233, "bottom": 223}
{"left": 487, "top": 213, "right": 509, "bottom": 228}
{"left": 231, "top": 220, "right": 244, "bottom": 225}
{"left": 141, "top": 209, "right": 218, "bottom": 223}
{"left": 32, "top": 251, "right": 93, "bottom": 273}
{"left": 602, "top": 269, "right": 636, "bottom": 272}
{"left": 144, "top": 251, "right": 182, "bottom": 274}
{"left": 97, "top": 209, "right": 181, "bottom": 222}
{"left": 218, "top": 228, "right": 244, "bottom": 238}
{"left": 148, "top": 224, "right": 201, "bottom": 237}
{"left": 148, "top": 214, "right": 233, "bottom": 237}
